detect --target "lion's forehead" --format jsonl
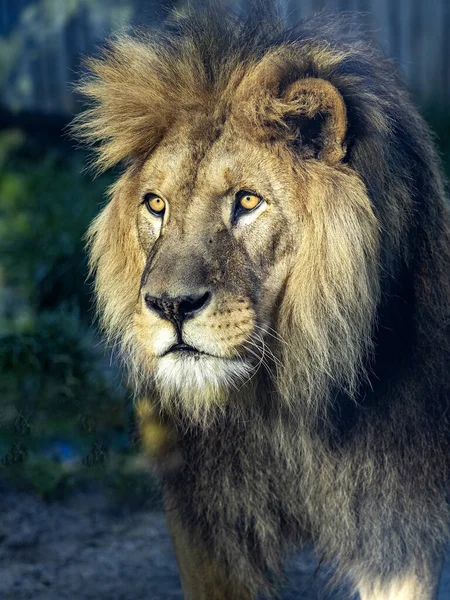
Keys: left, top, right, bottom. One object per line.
{"left": 140, "top": 121, "right": 286, "bottom": 210}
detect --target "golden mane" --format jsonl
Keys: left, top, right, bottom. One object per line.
{"left": 73, "top": 7, "right": 390, "bottom": 173}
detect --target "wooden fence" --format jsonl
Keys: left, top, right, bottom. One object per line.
{"left": 1, "top": 0, "right": 449, "bottom": 116}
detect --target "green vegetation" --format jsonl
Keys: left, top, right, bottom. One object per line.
{"left": 0, "top": 131, "right": 161, "bottom": 506}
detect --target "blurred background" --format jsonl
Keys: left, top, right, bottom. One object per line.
{"left": 0, "top": 1, "right": 449, "bottom": 599}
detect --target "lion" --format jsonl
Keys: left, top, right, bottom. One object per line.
{"left": 73, "top": 2, "right": 450, "bottom": 599}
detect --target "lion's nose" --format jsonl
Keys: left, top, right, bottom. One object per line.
{"left": 144, "top": 291, "right": 211, "bottom": 324}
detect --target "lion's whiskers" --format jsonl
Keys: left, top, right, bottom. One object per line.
{"left": 253, "top": 323, "right": 290, "bottom": 348}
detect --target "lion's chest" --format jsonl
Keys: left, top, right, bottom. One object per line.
{"left": 163, "top": 418, "right": 313, "bottom": 575}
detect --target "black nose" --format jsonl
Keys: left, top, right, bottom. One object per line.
{"left": 144, "top": 291, "right": 211, "bottom": 324}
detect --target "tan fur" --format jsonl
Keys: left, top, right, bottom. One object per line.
{"left": 277, "top": 163, "right": 379, "bottom": 419}
{"left": 80, "top": 48, "right": 378, "bottom": 423}
{"left": 87, "top": 166, "right": 375, "bottom": 423}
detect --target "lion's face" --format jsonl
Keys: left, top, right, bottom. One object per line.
{"left": 82, "top": 43, "right": 381, "bottom": 424}
{"left": 121, "top": 119, "right": 302, "bottom": 409}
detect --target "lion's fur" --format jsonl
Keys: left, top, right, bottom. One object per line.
{"left": 75, "top": 2, "right": 450, "bottom": 597}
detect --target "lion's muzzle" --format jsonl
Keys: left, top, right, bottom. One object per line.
{"left": 144, "top": 289, "right": 212, "bottom": 352}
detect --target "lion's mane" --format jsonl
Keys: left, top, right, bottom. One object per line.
{"left": 75, "top": 2, "right": 450, "bottom": 595}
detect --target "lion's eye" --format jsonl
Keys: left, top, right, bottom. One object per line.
{"left": 238, "top": 192, "right": 261, "bottom": 211}
{"left": 233, "top": 190, "right": 262, "bottom": 222}
{"left": 144, "top": 193, "right": 166, "bottom": 216}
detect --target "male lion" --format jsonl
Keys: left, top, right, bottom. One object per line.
{"left": 74, "top": 2, "right": 450, "bottom": 599}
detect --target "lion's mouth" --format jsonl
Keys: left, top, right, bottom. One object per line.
{"left": 163, "top": 343, "right": 203, "bottom": 356}
{"left": 161, "top": 343, "right": 245, "bottom": 363}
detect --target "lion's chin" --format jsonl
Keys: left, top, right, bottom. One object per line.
{"left": 153, "top": 353, "right": 252, "bottom": 424}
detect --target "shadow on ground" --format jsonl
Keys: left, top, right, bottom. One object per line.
{"left": 0, "top": 490, "right": 448, "bottom": 600}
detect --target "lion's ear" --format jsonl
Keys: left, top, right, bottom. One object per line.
{"left": 271, "top": 78, "right": 347, "bottom": 164}
{"left": 235, "top": 52, "right": 347, "bottom": 165}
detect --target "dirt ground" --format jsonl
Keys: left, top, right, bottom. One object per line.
{"left": 0, "top": 489, "right": 449, "bottom": 600}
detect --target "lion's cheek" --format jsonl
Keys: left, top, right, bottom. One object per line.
{"left": 258, "top": 256, "right": 295, "bottom": 324}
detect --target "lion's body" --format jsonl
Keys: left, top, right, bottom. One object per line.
{"left": 75, "top": 3, "right": 450, "bottom": 598}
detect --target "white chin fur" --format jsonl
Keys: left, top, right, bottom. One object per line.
{"left": 154, "top": 353, "right": 251, "bottom": 421}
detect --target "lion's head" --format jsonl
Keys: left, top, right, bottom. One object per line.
{"left": 75, "top": 6, "right": 438, "bottom": 427}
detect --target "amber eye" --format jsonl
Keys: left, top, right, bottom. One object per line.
{"left": 144, "top": 194, "right": 165, "bottom": 216}
{"left": 239, "top": 192, "right": 261, "bottom": 211}
{"left": 232, "top": 190, "right": 262, "bottom": 223}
